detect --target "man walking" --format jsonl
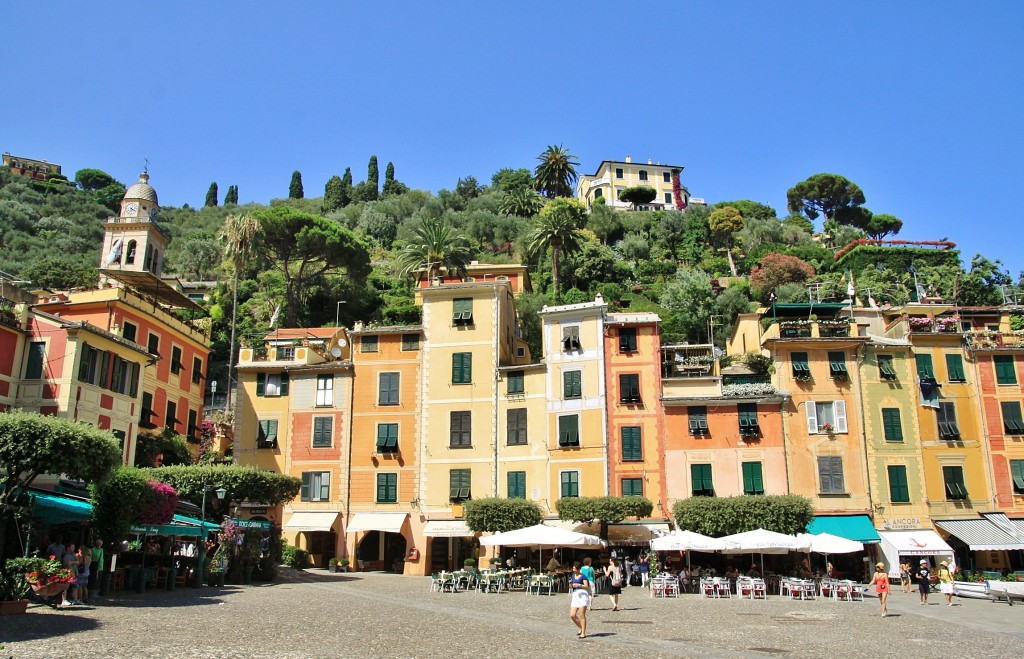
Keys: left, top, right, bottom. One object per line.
{"left": 917, "top": 559, "right": 931, "bottom": 605}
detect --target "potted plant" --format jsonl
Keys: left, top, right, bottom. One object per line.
{"left": 20, "top": 556, "right": 75, "bottom": 600}
{"left": 0, "top": 558, "right": 36, "bottom": 615}
{"left": 463, "top": 558, "right": 476, "bottom": 572}
{"left": 329, "top": 558, "right": 338, "bottom": 573}
{"left": 819, "top": 422, "right": 835, "bottom": 434}
{"left": 338, "top": 558, "right": 350, "bottom": 573}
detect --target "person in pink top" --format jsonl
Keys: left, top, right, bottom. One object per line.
{"left": 868, "top": 561, "right": 891, "bottom": 617}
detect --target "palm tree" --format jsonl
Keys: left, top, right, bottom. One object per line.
{"left": 534, "top": 144, "right": 580, "bottom": 198}
{"left": 397, "top": 217, "right": 474, "bottom": 284}
{"left": 218, "top": 213, "right": 261, "bottom": 414}
{"left": 499, "top": 187, "right": 545, "bottom": 218}
{"left": 525, "top": 200, "right": 585, "bottom": 300}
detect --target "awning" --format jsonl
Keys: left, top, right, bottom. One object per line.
{"left": 877, "top": 530, "right": 953, "bottom": 555}
{"left": 284, "top": 511, "right": 340, "bottom": 533}
{"left": 29, "top": 490, "right": 92, "bottom": 525}
{"left": 576, "top": 522, "right": 672, "bottom": 546}
{"left": 346, "top": 512, "right": 407, "bottom": 534}
{"left": 423, "top": 520, "right": 474, "bottom": 538}
{"left": 131, "top": 514, "right": 221, "bottom": 537}
{"left": 935, "top": 519, "right": 1024, "bottom": 551}
{"left": 806, "top": 515, "right": 881, "bottom": 544}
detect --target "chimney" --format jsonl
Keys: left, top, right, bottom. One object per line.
{"left": 647, "top": 159, "right": 652, "bottom": 164}
{"left": 625, "top": 155, "right": 632, "bottom": 163}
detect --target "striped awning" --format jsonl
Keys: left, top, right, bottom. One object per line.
{"left": 935, "top": 518, "right": 1024, "bottom": 551}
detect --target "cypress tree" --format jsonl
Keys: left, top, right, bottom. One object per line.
{"left": 341, "top": 167, "right": 353, "bottom": 207}
{"left": 323, "top": 175, "right": 344, "bottom": 212}
{"left": 367, "top": 156, "right": 379, "bottom": 201}
{"left": 224, "top": 185, "right": 238, "bottom": 205}
{"left": 205, "top": 182, "right": 218, "bottom": 207}
{"left": 289, "top": 171, "right": 304, "bottom": 199}
{"left": 385, "top": 162, "right": 395, "bottom": 186}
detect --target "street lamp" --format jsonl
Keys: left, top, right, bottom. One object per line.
{"left": 335, "top": 300, "right": 347, "bottom": 327}
{"left": 195, "top": 484, "right": 227, "bottom": 587}
{"left": 210, "top": 380, "right": 218, "bottom": 408}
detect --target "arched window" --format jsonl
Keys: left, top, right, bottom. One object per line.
{"left": 125, "top": 240, "right": 137, "bottom": 264}
{"left": 143, "top": 245, "right": 153, "bottom": 271}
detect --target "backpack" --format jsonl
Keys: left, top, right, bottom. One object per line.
{"left": 611, "top": 569, "right": 623, "bottom": 587}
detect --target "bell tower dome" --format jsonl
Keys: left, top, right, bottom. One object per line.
{"left": 100, "top": 171, "right": 169, "bottom": 278}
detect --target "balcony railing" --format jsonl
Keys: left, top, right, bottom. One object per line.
{"left": 775, "top": 319, "right": 852, "bottom": 339}
{"left": 966, "top": 330, "right": 1024, "bottom": 350}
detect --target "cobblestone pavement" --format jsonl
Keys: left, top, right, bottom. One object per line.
{"left": 2, "top": 570, "right": 1023, "bottom": 658}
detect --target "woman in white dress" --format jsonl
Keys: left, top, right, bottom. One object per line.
{"left": 568, "top": 562, "right": 591, "bottom": 639}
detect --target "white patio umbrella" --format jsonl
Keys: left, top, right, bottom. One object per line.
{"left": 651, "top": 530, "right": 734, "bottom": 571}
{"left": 719, "top": 529, "right": 811, "bottom": 574}
{"left": 479, "top": 523, "right": 604, "bottom": 573}
{"left": 797, "top": 532, "right": 863, "bottom": 572}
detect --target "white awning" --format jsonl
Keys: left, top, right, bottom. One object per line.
{"left": 347, "top": 512, "right": 408, "bottom": 534}
{"left": 423, "top": 520, "right": 474, "bottom": 538}
{"left": 878, "top": 530, "right": 953, "bottom": 555}
{"left": 935, "top": 519, "right": 1024, "bottom": 551}
{"left": 283, "top": 511, "right": 340, "bottom": 532}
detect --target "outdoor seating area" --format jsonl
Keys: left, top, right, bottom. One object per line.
{"left": 430, "top": 568, "right": 533, "bottom": 594}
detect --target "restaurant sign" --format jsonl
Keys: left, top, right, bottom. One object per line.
{"left": 885, "top": 517, "right": 920, "bottom": 530}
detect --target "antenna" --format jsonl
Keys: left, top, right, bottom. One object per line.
{"left": 144, "top": 156, "right": 150, "bottom": 174}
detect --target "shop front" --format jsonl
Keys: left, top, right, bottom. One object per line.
{"left": 423, "top": 519, "right": 476, "bottom": 573}
{"left": 347, "top": 512, "right": 409, "bottom": 573}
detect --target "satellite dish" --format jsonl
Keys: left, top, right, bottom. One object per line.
{"left": 330, "top": 346, "right": 343, "bottom": 358}
{"left": 337, "top": 339, "right": 347, "bottom": 347}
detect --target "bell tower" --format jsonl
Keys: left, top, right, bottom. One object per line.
{"left": 99, "top": 171, "right": 169, "bottom": 278}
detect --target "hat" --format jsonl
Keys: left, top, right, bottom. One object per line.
{"left": 920, "top": 559, "right": 928, "bottom": 564}
{"left": 940, "top": 560, "right": 948, "bottom": 566}
{"left": 875, "top": 562, "right": 885, "bottom": 569}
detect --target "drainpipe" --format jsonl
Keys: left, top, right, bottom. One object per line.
{"left": 493, "top": 288, "right": 501, "bottom": 498}
{"left": 599, "top": 307, "right": 609, "bottom": 496}
{"left": 855, "top": 344, "right": 876, "bottom": 521}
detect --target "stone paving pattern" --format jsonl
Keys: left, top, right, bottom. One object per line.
{"left": 2, "top": 570, "right": 1023, "bottom": 658}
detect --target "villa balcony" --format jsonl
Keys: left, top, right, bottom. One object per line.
{"left": 767, "top": 319, "right": 853, "bottom": 340}
{"left": 965, "top": 330, "right": 1024, "bottom": 351}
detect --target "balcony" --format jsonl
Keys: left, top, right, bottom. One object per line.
{"left": 966, "top": 330, "right": 1024, "bottom": 350}
{"left": 661, "top": 344, "right": 716, "bottom": 379}
{"left": 771, "top": 318, "right": 853, "bottom": 339}
{"left": 906, "top": 316, "right": 961, "bottom": 334}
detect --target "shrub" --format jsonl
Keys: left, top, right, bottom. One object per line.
{"left": 464, "top": 497, "right": 542, "bottom": 533}
{"left": 281, "top": 544, "right": 310, "bottom": 569}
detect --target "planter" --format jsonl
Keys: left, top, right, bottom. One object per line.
{"left": 30, "top": 581, "right": 67, "bottom": 598}
{"left": 0, "top": 599, "right": 29, "bottom": 615}
{"left": 952, "top": 581, "right": 989, "bottom": 599}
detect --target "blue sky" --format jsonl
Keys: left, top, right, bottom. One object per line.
{"left": 5, "top": 2, "right": 1023, "bottom": 272}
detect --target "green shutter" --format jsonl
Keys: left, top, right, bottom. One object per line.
{"left": 77, "top": 343, "right": 92, "bottom": 382}
{"left": 621, "top": 426, "right": 641, "bottom": 461}
{"left": 313, "top": 417, "right": 332, "bottom": 447}
{"left": 129, "top": 362, "right": 140, "bottom": 397}
{"left": 742, "top": 462, "right": 764, "bottom": 495}
{"left": 25, "top": 342, "right": 45, "bottom": 380}
{"left": 377, "top": 474, "right": 397, "bottom": 503}
{"left": 279, "top": 373, "right": 289, "bottom": 395}
{"left": 559, "top": 415, "right": 579, "bottom": 446}
{"left": 563, "top": 371, "right": 581, "bottom": 398}
{"left": 888, "top": 465, "right": 910, "bottom": 503}
{"left": 256, "top": 373, "right": 266, "bottom": 396}
{"left": 622, "top": 478, "right": 643, "bottom": 496}
{"left": 915, "top": 354, "right": 934, "bottom": 378}
{"left": 945, "top": 354, "right": 966, "bottom": 382}
{"left": 300, "top": 472, "right": 310, "bottom": 501}
{"left": 507, "top": 471, "right": 526, "bottom": 498}
{"left": 691, "top": 464, "right": 713, "bottom": 496}
{"left": 994, "top": 355, "right": 1017, "bottom": 385}
{"left": 507, "top": 371, "right": 524, "bottom": 394}
{"left": 1002, "top": 402, "right": 1024, "bottom": 434}
{"left": 560, "top": 471, "right": 578, "bottom": 497}
{"left": 1010, "top": 460, "right": 1024, "bottom": 493}
{"left": 943, "top": 466, "right": 967, "bottom": 499}
{"left": 882, "top": 408, "right": 903, "bottom": 442}
{"left": 452, "top": 353, "right": 471, "bottom": 384}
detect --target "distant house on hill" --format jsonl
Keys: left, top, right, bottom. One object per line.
{"left": 2, "top": 152, "right": 61, "bottom": 182}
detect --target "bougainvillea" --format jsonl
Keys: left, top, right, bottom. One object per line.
{"left": 137, "top": 480, "right": 179, "bottom": 524}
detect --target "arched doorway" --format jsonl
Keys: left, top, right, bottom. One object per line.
{"left": 356, "top": 531, "right": 407, "bottom": 572}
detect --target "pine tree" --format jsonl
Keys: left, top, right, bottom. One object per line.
{"left": 323, "top": 175, "right": 344, "bottom": 212}
{"left": 366, "top": 156, "right": 379, "bottom": 201}
{"left": 289, "top": 171, "right": 304, "bottom": 199}
{"left": 224, "top": 185, "right": 238, "bottom": 205}
{"left": 341, "top": 167, "right": 353, "bottom": 207}
{"left": 205, "top": 182, "right": 219, "bottom": 207}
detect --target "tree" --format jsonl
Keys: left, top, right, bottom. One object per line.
{"left": 365, "top": 156, "right": 379, "bottom": 201}
{"left": 133, "top": 428, "right": 192, "bottom": 467}
{"left": 288, "top": 171, "right": 304, "bottom": 199}
{"left": 650, "top": 210, "right": 686, "bottom": 256}
{"left": 534, "top": 144, "right": 579, "bottom": 198}
{"left": 464, "top": 498, "right": 542, "bottom": 533}
{"left": 714, "top": 200, "right": 776, "bottom": 221}
{"left": 341, "top": 167, "right": 353, "bottom": 207}
{"left": 787, "top": 173, "right": 865, "bottom": 223}
{"left": 381, "top": 161, "right": 408, "bottom": 197}
{"left": 455, "top": 176, "right": 483, "bottom": 201}
{"left": 396, "top": 216, "right": 474, "bottom": 282}
{"left": 91, "top": 467, "right": 180, "bottom": 545}
{"left": 672, "top": 495, "right": 814, "bottom": 537}
{"left": 224, "top": 185, "right": 239, "bottom": 205}
{"left": 708, "top": 205, "right": 744, "bottom": 276}
{"left": 749, "top": 253, "right": 816, "bottom": 299}
{"left": 219, "top": 213, "right": 261, "bottom": 408}
{"left": 525, "top": 198, "right": 587, "bottom": 299}
{"left": 660, "top": 267, "right": 715, "bottom": 343}
{"left": 74, "top": 168, "right": 119, "bottom": 191}
{"left": 781, "top": 213, "right": 815, "bottom": 234}
{"left": 491, "top": 167, "right": 533, "bottom": 193}
{"left": 173, "top": 236, "right": 222, "bottom": 279}
{"left": 587, "top": 203, "right": 623, "bottom": 245}
{"left": 500, "top": 187, "right": 544, "bottom": 218}
{"left": 148, "top": 464, "right": 302, "bottom": 520}
{"left": 323, "top": 175, "right": 345, "bottom": 212}
{"left": 21, "top": 255, "right": 97, "bottom": 290}
{"left": 555, "top": 496, "right": 653, "bottom": 540}
{"left": 253, "top": 207, "right": 371, "bottom": 327}
{"left": 205, "top": 182, "right": 219, "bottom": 207}
{"left": 615, "top": 233, "right": 650, "bottom": 262}
{"left": 959, "top": 255, "right": 1012, "bottom": 306}
{"left": 835, "top": 206, "right": 903, "bottom": 239}
{"left": 617, "top": 185, "right": 657, "bottom": 210}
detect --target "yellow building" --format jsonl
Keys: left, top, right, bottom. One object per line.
{"left": 576, "top": 156, "right": 687, "bottom": 211}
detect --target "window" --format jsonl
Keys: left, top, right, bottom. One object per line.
{"left": 742, "top": 462, "right": 765, "bottom": 495}
{"left": 622, "top": 478, "right": 643, "bottom": 497}
{"left": 663, "top": 171, "right": 671, "bottom": 183}
{"left": 792, "top": 352, "right": 811, "bottom": 381}
{"left": 192, "top": 356, "right": 203, "bottom": 384}
{"left": 256, "top": 373, "right": 289, "bottom": 397}
{"left": 122, "top": 322, "right": 137, "bottom": 343}
{"left": 165, "top": 400, "right": 178, "bottom": 431}
{"left": 112, "top": 429, "right": 126, "bottom": 451}
{"left": 450, "top": 411, "right": 472, "bottom": 447}
{"left": 300, "top": 471, "right": 330, "bottom": 502}
{"left": 110, "top": 356, "right": 140, "bottom": 396}
{"left": 558, "top": 415, "right": 580, "bottom": 447}
{"left": 453, "top": 298, "right": 474, "bottom": 325}
{"left": 563, "top": 370, "right": 582, "bottom": 399}
{"left": 170, "top": 346, "right": 183, "bottom": 374}
{"left": 619, "top": 327, "right": 637, "bottom": 353}
{"left": 147, "top": 333, "right": 160, "bottom": 357}
{"left": 1010, "top": 460, "right": 1024, "bottom": 494}
{"left": 275, "top": 346, "right": 294, "bottom": 361}
{"left": 507, "top": 409, "right": 527, "bottom": 445}
{"left": 888, "top": 465, "right": 910, "bottom": 503}
{"left": 942, "top": 466, "right": 968, "bottom": 500}
{"left": 915, "top": 354, "right": 934, "bottom": 378}
{"left": 452, "top": 352, "right": 472, "bottom": 384}
{"left": 945, "top": 354, "right": 966, "bottom": 382}
{"left": 1002, "top": 401, "right": 1024, "bottom": 435}
{"left": 621, "top": 426, "right": 642, "bottom": 461}
{"left": 401, "top": 334, "right": 419, "bottom": 351}
{"left": 882, "top": 408, "right": 903, "bottom": 442}
{"left": 688, "top": 406, "right": 709, "bottom": 436}
{"left": 828, "top": 351, "right": 848, "bottom": 380}
{"left": 376, "top": 473, "right": 397, "bottom": 503}
{"left": 25, "top": 342, "right": 45, "bottom": 380}
{"left": 994, "top": 355, "right": 1017, "bottom": 385}
{"left": 507, "top": 471, "right": 526, "bottom": 499}
{"left": 378, "top": 372, "right": 400, "bottom": 405}
{"left": 639, "top": 170, "right": 648, "bottom": 181}
{"left": 593, "top": 188, "right": 603, "bottom": 199}
{"left": 691, "top": 464, "right": 714, "bottom": 497}
{"left": 560, "top": 471, "right": 579, "bottom": 498}
{"left": 316, "top": 374, "right": 334, "bottom": 407}
{"left": 506, "top": 370, "right": 524, "bottom": 395}
{"left": 124, "top": 241, "right": 136, "bottom": 265}
{"left": 806, "top": 400, "right": 848, "bottom": 434}
{"left": 185, "top": 409, "right": 197, "bottom": 440}
{"left": 562, "top": 326, "right": 581, "bottom": 352}
{"left": 141, "top": 392, "right": 156, "bottom": 428}
{"left": 376, "top": 423, "right": 399, "bottom": 453}
{"left": 664, "top": 192, "right": 672, "bottom": 204}
{"left": 938, "top": 402, "right": 961, "bottom": 440}
{"left": 615, "top": 167, "right": 623, "bottom": 179}
{"left": 738, "top": 403, "right": 759, "bottom": 436}
{"left": 450, "top": 469, "right": 471, "bottom": 501}
{"left": 77, "top": 343, "right": 100, "bottom": 384}
{"left": 312, "top": 417, "right": 333, "bottom": 448}
{"left": 878, "top": 354, "right": 897, "bottom": 381}
{"left": 817, "top": 456, "right": 845, "bottom": 494}
{"left": 361, "top": 336, "right": 378, "bottom": 353}
{"left": 619, "top": 373, "right": 641, "bottom": 403}
{"left": 257, "top": 419, "right": 278, "bottom": 448}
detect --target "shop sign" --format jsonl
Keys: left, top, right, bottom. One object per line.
{"left": 886, "top": 517, "right": 920, "bottom": 530}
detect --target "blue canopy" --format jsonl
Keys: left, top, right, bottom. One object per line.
{"left": 806, "top": 515, "right": 880, "bottom": 544}
{"left": 29, "top": 490, "right": 92, "bottom": 525}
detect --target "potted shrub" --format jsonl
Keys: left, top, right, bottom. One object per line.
{"left": 463, "top": 558, "right": 476, "bottom": 572}
{"left": 329, "top": 558, "right": 338, "bottom": 573}
{"left": 0, "top": 558, "right": 35, "bottom": 615}
{"left": 19, "top": 556, "right": 75, "bottom": 601}
{"left": 338, "top": 558, "right": 350, "bottom": 573}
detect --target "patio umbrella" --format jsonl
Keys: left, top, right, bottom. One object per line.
{"left": 719, "top": 529, "right": 811, "bottom": 574}
{"left": 479, "top": 523, "right": 604, "bottom": 573}
{"left": 650, "top": 530, "right": 734, "bottom": 571}
{"left": 796, "top": 532, "right": 864, "bottom": 572}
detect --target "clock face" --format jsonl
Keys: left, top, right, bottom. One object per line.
{"left": 125, "top": 202, "right": 139, "bottom": 215}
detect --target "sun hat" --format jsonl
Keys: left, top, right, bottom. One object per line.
{"left": 875, "top": 562, "right": 885, "bottom": 569}
{"left": 939, "top": 560, "right": 948, "bottom": 566}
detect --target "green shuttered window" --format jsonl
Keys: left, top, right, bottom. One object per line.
{"left": 507, "top": 471, "right": 526, "bottom": 499}
{"left": 560, "top": 471, "right": 579, "bottom": 497}
{"left": 994, "top": 355, "right": 1017, "bottom": 385}
{"left": 882, "top": 408, "right": 903, "bottom": 442}
{"left": 452, "top": 352, "right": 472, "bottom": 384}
{"left": 378, "top": 372, "right": 400, "bottom": 405}
{"left": 621, "top": 426, "right": 642, "bottom": 462}
{"left": 563, "top": 370, "right": 582, "bottom": 398}
{"left": 558, "top": 415, "right": 580, "bottom": 447}
{"left": 916, "top": 354, "right": 934, "bottom": 378}
{"left": 742, "top": 461, "right": 764, "bottom": 495}
{"left": 943, "top": 466, "right": 968, "bottom": 500}
{"left": 945, "top": 354, "right": 966, "bottom": 382}
{"left": 887, "top": 465, "right": 910, "bottom": 503}
{"left": 691, "top": 463, "right": 714, "bottom": 496}
{"left": 312, "top": 417, "right": 332, "bottom": 447}
{"left": 376, "top": 423, "right": 398, "bottom": 453}
{"left": 622, "top": 477, "right": 643, "bottom": 497}
{"left": 376, "top": 473, "right": 397, "bottom": 503}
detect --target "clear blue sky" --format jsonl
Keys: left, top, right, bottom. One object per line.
{"left": 5, "top": 2, "right": 1022, "bottom": 272}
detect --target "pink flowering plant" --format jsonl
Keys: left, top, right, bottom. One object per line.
{"left": 137, "top": 480, "right": 179, "bottom": 524}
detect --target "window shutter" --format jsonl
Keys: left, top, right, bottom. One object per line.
{"left": 256, "top": 373, "right": 266, "bottom": 397}
{"left": 806, "top": 403, "right": 818, "bottom": 434}
{"left": 129, "top": 362, "right": 140, "bottom": 397}
{"left": 817, "top": 457, "right": 832, "bottom": 493}
{"left": 258, "top": 420, "right": 267, "bottom": 445}
{"left": 300, "top": 472, "right": 310, "bottom": 500}
{"left": 318, "top": 473, "right": 330, "bottom": 501}
{"left": 915, "top": 354, "right": 933, "bottom": 378}
{"left": 389, "top": 373, "right": 399, "bottom": 403}
{"left": 376, "top": 475, "right": 387, "bottom": 502}
{"left": 78, "top": 344, "right": 91, "bottom": 382}
{"left": 378, "top": 374, "right": 388, "bottom": 404}
{"left": 279, "top": 372, "right": 289, "bottom": 395}
{"left": 834, "top": 400, "right": 848, "bottom": 433}
{"left": 752, "top": 463, "right": 764, "bottom": 493}
{"left": 830, "top": 457, "right": 845, "bottom": 493}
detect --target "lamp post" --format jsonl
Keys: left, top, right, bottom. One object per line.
{"left": 195, "top": 484, "right": 227, "bottom": 587}
{"left": 335, "top": 300, "right": 347, "bottom": 327}
{"left": 210, "top": 380, "right": 218, "bottom": 408}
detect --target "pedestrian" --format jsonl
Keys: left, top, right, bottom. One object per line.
{"left": 60, "top": 544, "right": 80, "bottom": 607}
{"left": 900, "top": 562, "right": 911, "bottom": 593}
{"left": 604, "top": 557, "right": 623, "bottom": 611}
{"left": 937, "top": 560, "right": 955, "bottom": 606}
{"left": 77, "top": 548, "right": 91, "bottom": 604}
{"left": 638, "top": 551, "right": 650, "bottom": 586}
{"left": 46, "top": 536, "right": 65, "bottom": 562}
{"left": 917, "top": 559, "right": 931, "bottom": 605}
{"left": 568, "top": 562, "right": 590, "bottom": 639}
{"left": 545, "top": 549, "right": 561, "bottom": 572}
{"left": 88, "top": 539, "right": 104, "bottom": 596}
{"left": 868, "top": 562, "right": 890, "bottom": 617}
{"left": 581, "top": 557, "right": 596, "bottom": 609}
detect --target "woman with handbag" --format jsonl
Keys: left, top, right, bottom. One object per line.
{"left": 604, "top": 557, "right": 623, "bottom": 611}
{"left": 568, "top": 562, "right": 591, "bottom": 639}
{"left": 937, "top": 560, "right": 955, "bottom": 606}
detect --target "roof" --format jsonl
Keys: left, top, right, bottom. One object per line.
{"left": 98, "top": 269, "right": 200, "bottom": 311}
{"left": 348, "top": 325, "right": 422, "bottom": 335}
{"left": 606, "top": 312, "right": 661, "bottom": 325}
{"left": 539, "top": 296, "right": 608, "bottom": 315}
{"left": 265, "top": 328, "right": 340, "bottom": 340}
{"left": 586, "top": 159, "right": 685, "bottom": 176}
{"left": 123, "top": 172, "right": 158, "bottom": 204}
{"left": 769, "top": 303, "right": 850, "bottom": 317}
{"left": 806, "top": 515, "right": 881, "bottom": 544}
{"left": 30, "top": 310, "right": 153, "bottom": 358}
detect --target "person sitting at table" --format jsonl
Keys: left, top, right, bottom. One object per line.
{"left": 798, "top": 558, "right": 813, "bottom": 579}
{"left": 828, "top": 562, "right": 841, "bottom": 579}
{"left": 725, "top": 565, "right": 739, "bottom": 579}
{"left": 747, "top": 564, "right": 761, "bottom": 578}
{"left": 545, "top": 550, "right": 562, "bottom": 572}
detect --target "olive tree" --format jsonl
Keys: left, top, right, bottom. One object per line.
{"left": 555, "top": 496, "right": 653, "bottom": 540}
{"left": 464, "top": 498, "right": 543, "bottom": 533}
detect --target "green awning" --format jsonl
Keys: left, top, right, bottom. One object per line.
{"left": 806, "top": 515, "right": 880, "bottom": 544}
{"left": 30, "top": 491, "right": 93, "bottom": 525}
{"left": 130, "top": 515, "right": 222, "bottom": 537}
